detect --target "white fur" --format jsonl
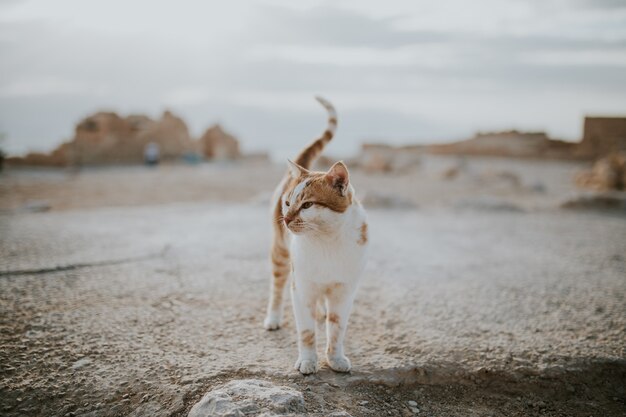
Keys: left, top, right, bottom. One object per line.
{"left": 286, "top": 192, "right": 368, "bottom": 374}
{"left": 290, "top": 179, "right": 309, "bottom": 206}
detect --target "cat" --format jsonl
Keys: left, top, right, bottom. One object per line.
{"left": 264, "top": 97, "right": 369, "bottom": 375}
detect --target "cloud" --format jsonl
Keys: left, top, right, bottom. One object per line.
{"left": 0, "top": 76, "right": 108, "bottom": 98}
{"left": 251, "top": 4, "right": 450, "bottom": 49}
{"left": 161, "top": 88, "right": 211, "bottom": 107}
{"left": 576, "top": 0, "right": 626, "bottom": 10}
{"left": 1, "top": 0, "right": 625, "bottom": 156}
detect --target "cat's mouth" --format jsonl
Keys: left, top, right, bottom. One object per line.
{"left": 286, "top": 221, "right": 307, "bottom": 234}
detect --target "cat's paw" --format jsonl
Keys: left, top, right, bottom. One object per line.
{"left": 263, "top": 314, "right": 281, "bottom": 330}
{"left": 327, "top": 355, "right": 351, "bottom": 373}
{"left": 294, "top": 357, "right": 318, "bottom": 375}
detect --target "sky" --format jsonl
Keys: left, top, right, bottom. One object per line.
{"left": 1, "top": 0, "right": 626, "bottom": 158}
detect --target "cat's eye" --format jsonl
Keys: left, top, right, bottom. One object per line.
{"left": 301, "top": 202, "right": 313, "bottom": 209}
{"left": 285, "top": 201, "right": 290, "bottom": 207}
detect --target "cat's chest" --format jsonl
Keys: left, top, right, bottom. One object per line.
{"left": 290, "top": 234, "right": 367, "bottom": 281}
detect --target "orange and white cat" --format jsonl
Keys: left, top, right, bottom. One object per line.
{"left": 264, "top": 97, "right": 369, "bottom": 375}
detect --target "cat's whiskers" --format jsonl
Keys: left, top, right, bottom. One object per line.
{"left": 300, "top": 222, "right": 324, "bottom": 235}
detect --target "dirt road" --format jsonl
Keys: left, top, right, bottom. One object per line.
{"left": 1, "top": 185, "right": 625, "bottom": 416}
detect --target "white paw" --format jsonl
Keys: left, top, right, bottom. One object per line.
{"left": 294, "top": 357, "right": 318, "bottom": 375}
{"left": 327, "top": 355, "right": 351, "bottom": 373}
{"left": 263, "top": 314, "right": 281, "bottom": 330}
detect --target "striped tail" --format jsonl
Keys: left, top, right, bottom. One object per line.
{"left": 294, "top": 96, "right": 337, "bottom": 169}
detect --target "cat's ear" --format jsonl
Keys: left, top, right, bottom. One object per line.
{"left": 326, "top": 161, "right": 350, "bottom": 195}
{"left": 287, "top": 159, "right": 309, "bottom": 178}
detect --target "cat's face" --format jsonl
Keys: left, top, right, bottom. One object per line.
{"left": 281, "top": 161, "right": 352, "bottom": 235}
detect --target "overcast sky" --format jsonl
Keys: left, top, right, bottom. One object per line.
{"left": 1, "top": 0, "right": 625, "bottom": 157}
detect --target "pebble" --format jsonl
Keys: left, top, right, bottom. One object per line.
{"left": 71, "top": 357, "right": 92, "bottom": 370}
{"left": 358, "top": 400, "right": 369, "bottom": 406}
{"left": 410, "top": 406, "right": 420, "bottom": 414}
{"left": 408, "top": 400, "right": 418, "bottom": 407}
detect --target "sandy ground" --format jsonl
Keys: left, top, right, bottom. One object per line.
{"left": 0, "top": 156, "right": 589, "bottom": 213}
{"left": 0, "top": 157, "right": 625, "bottom": 417}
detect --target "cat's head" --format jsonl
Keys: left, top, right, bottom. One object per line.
{"left": 281, "top": 160, "right": 353, "bottom": 235}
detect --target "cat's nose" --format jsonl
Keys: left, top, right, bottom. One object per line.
{"left": 284, "top": 216, "right": 294, "bottom": 225}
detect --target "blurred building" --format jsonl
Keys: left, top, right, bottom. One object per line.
{"left": 199, "top": 124, "right": 241, "bottom": 160}
{"left": 427, "top": 130, "right": 577, "bottom": 159}
{"left": 6, "top": 111, "right": 236, "bottom": 167}
{"left": 70, "top": 110, "right": 199, "bottom": 165}
{"left": 578, "top": 117, "right": 626, "bottom": 158}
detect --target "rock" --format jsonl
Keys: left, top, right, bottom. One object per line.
{"left": 529, "top": 182, "right": 547, "bottom": 193}
{"left": 560, "top": 193, "right": 626, "bottom": 211}
{"left": 20, "top": 200, "right": 51, "bottom": 213}
{"left": 187, "top": 379, "right": 305, "bottom": 417}
{"left": 407, "top": 400, "right": 418, "bottom": 407}
{"left": 71, "top": 357, "right": 92, "bottom": 370}
{"left": 442, "top": 166, "right": 460, "bottom": 180}
{"left": 575, "top": 152, "right": 626, "bottom": 191}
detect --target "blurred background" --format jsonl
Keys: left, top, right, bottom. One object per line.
{"left": 1, "top": 0, "right": 626, "bottom": 157}
{"left": 1, "top": 2, "right": 625, "bottom": 416}
{"left": 1, "top": 0, "right": 625, "bottom": 209}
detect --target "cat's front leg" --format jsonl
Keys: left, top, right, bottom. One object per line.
{"left": 291, "top": 282, "right": 318, "bottom": 374}
{"left": 325, "top": 291, "right": 355, "bottom": 373}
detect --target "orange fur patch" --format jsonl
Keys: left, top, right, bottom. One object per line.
{"left": 327, "top": 313, "right": 340, "bottom": 324}
{"left": 283, "top": 173, "right": 351, "bottom": 215}
{"left": 323, "top": 283, "right": 344, "bottom": 298}
{"left": 357, "top": 222, "right": 368, "bottom": 245}
{"left": 301, "top": 330, "right": 315, "bottom": 347}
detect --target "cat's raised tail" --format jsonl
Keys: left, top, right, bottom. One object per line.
{"left": 294, "top": 96, "right": 337, "bottom": 170}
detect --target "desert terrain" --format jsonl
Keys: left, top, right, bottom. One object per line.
{"left": 0, "top": 156, "right": 625, "bottom": 416}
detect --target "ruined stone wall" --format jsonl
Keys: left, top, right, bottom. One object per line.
{"left": 579, "top": 117, "right": 626, "bottom": 157}
{"left": 426, "top": 130, "right": 578, "bottom": 159}
{"left": 199, "top": 125, "right": 240, "bottom": 160}
{"left": 8, "top": 111, "right": 202, "bottom": 167}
